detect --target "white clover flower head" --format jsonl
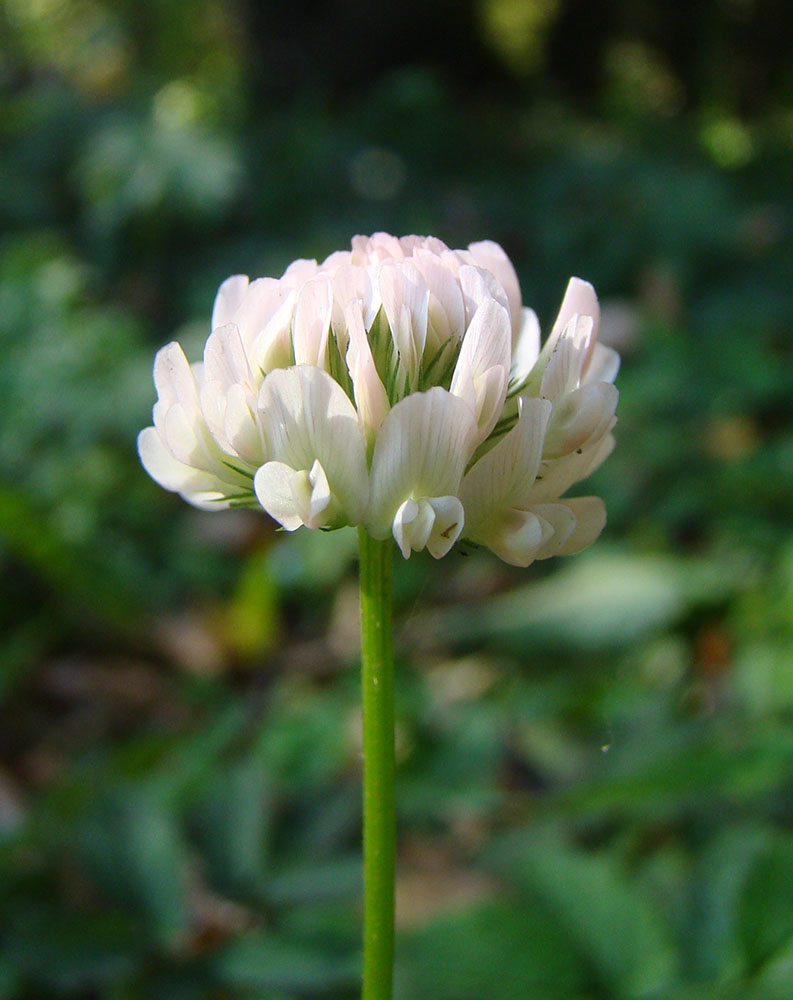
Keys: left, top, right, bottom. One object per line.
{"left": 139, "top": 233, "right": 619, "bottom": 566}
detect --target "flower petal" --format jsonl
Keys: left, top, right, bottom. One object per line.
{"left": 459, "top": 395, "right": 552, "bottom": 537}
{"left": 254, "top": 458, "right": 334, "bottom": 531}
{"left": 377, "top": 261, "right": 429, "bottom": 392}
{"left": 543, "top": 382, "right": 618, "bottom": 458}
{"left": 211, "top": 274, "right": 249, "bottom": 331}
{"left": 293, "top": 278, "right": 333, "bottom": 369}
{"left": 551, "top": 496, "right": 607, "bottom": 556}
{"left": 393, "top": 495, "right": 464, "bottom": 560}
{"left": 510, "top": 307, "right": 541, "bottom": 390}
{"left": 450, "top": 298, "right": 511, "bottom": 442}
{"left": 367, "top": 387, "right": 478, "bottom": 542}
{"left": 540, "top": 314, "right": 594, "bottom": 402}
{"left": 549, "top": 277, "right": 600, "bottom": 350}
{"left": 457, "top": 264, "right": 510, "bottom": 327}
{"left": 257, "top": 365, "right": 368, "bottom": 528}
{"left": 137, "top": 427, "right": 240, "bottom": 509}
{"left": 346, "top": 301, "right": 389, "bottom": 445}
{"left": 467, "top": 240, "right": 522, "bottom": 341}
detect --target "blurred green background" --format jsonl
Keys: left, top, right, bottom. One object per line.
{"left": 3, "top": 1, "right": 793, "bottom": 997}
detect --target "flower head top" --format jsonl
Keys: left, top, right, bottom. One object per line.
{"left": 139, "top": 233, "right": 619, "bottom": 566}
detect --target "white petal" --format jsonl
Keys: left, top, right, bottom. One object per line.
{"left": 549, "top": 277, "right": 600, "bottom": 350}
{"left": 552, "top": 497, "right": 607, "bottom": 556}
{"left": 530, "top": 503, "right": 578, "bottom": 559}
{"left": 392, "top": 495, "right": 464, "bottom": 560}
{"left": 476, "top": 508, "right": 553, "bottom": 567}
{"left": 346, "top": 301, "right": 389, "bottom": 444}
{"left": 450, "top": 298, "right": 511, "bottom": 442}
{"left": 257, "top": 365, "right": 368, "bottom": 528}
{"left": 377, "top": 261, "right": 429, "bottom": 391}
{"left": 249, "top": 290, "right": 296, "bottom": 374}
{"left": 253, "top": 461, "right": 304, "bottom": 530}
{"left": 530, "top": 433, "right": 616, "bottom": 502}
{"left": 543, "top": 382, "right": 618, "bottom": 458}
{"left": 412, "top": 249, "right": 466, "bottom": 350}
{"left": 459, "top": 396, "right": 552, "bottom": 536}
{"left": 253, "top": 458, "right": 334, "bottom": 531}
{"left": 510, "top": 307, "right": 541, "bottom": 388}
{"left": 139, "top": 427, "right": 219, "bottom": 495}
{"left": 281, "top": 258, "right": 318, "bottom": 287}
{"left": 163, "top": 403, "right": 209, "bottom": 468}
{"left": 467, "top": 240, "right": 522, "bottom": 341}
{"left": 293, "top": 278, "right": 333, "bottom": 369}
{"left": 393, "top": 497, "right": 433, "bottom": 559}
{"left": 332, "top": 265, "right": 376, "bottom": 341}
{"left": 424, "top": 495, "right": 465, "bottom": 559}
{"left": 211, "top": 274, "right": 249, "bottom": 331}
{"left": 457, "top": 264, "right": 509, "bottom": 327}
{"left": 233, "top": 277, "right": 293, "bottom": 353}
{"left": 224, "top": 383, "right": 265, "bottom": 465}
{"left": 203, "top": 323, "right": 253, "bottom": 389}
{"left": 367, "top": 387, "right": 478, "bottom": 540}
{"left": 540, "top": 314, "right": 594, "bottom": 402}
{"left": 584, "top": 343, "right": 621, "bottom": 385}
{"left": 153, "top": 342, "right": 200, "bottom": 414}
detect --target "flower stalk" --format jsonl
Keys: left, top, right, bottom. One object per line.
{"left": 358, "top": 526, "right": 396, "bottom": 1000}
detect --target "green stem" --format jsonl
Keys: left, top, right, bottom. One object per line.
{"left": 358, "top": 527, "right": 395, "bottom": 1000}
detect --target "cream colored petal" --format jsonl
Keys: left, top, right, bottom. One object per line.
{"left": 257, "top": 365, "right": 368, "bottom": 528}
{"left": 510, "top": 307, "right": 541, "bottom": 389}
{"left": 153, "top": 342, "right": 200, "bottom": 413}
{"left": 467, "top": 240, "right": 522, "bottom": 340}
{"left": 253, "top": 461, "right": 304, "bottom": 530}
{"left": 549, "top": 277, "right": 600, "bottom": 350}
{"left": 543, "top": 382, "right": 618, "bottom": 458}
{"left": 211, "top": 274, "right": 249, "bottom": 331}
{"left": 392, "top": 495, "right": 464, "bottom": 560}
{"left": 551, "top": 496, "right": 607, "bottom": 556}
{"left": 530, "top": 503, "right": 578, "bottom": 559}
{"left": 584, "top": 342, "right": 621, "bottom": 385}
{"left": 457, "top": 264, "right": 509, "bottom": 327}
{"left": 293, "top": 278, "right": 333, "bottom": 370}
{"left": 459, "top": 396, "right": 551, "bottom": 536}
{"left": 530, "top": 433, "right": 615, "bottom": 502}
{"left": 450, "top": 299, "right": 511, "bottom": 442}
{"left": 346, "top": 301, "right": 389, "bottom": 444}
{"left": 203, "top": 323, "right": 254, "bottom": 389}
{"left": 477, "top": 508, "right": 554, "bottom": 567}
{"left": 224, "top": 384, "right": 265, "bottom": 465}
{"left": 539, "top": 314, "right": 594, "bottom": 402}
{"left": 412, "top": 249, "right": 466, "bottom": 350}
{"left": 377, "top": 261, "right": 429, "bottom": 390}
{"left": 367, "top": 387, "right": 477, "bottom": 540}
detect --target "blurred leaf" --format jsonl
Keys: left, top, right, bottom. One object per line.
{"left": 683, "top": 824, "right": 769, "bottom": 982}
{"left": 211, "top": 932, "right": 358, "bottom": 993}
{"left": 483, "top": 832, "right": 678, "bottom": 998}
{"left": 264, "top": 856, "right": 362, "bottom": 906}
{"left": 421, "top": 549, "right": 738, "bottom": 652}
{"left": 4, "top": 906, "right": 140, "bottom": 992}
{"left": 739, "top": 834, "right": 793, "bottom": 971}
{"left": 397, "top": 898, "right": 586, "bottom": 1000}
{"left": 191, "top": 755, "right": 273, "bottom": 897}
{"left": 75, "top": 788, "right": 189, "bottom": 946}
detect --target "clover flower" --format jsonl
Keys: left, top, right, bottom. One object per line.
{"left": 139, "top": 233, "right": 619, "bottom": 566}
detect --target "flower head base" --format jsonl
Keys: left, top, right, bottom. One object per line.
{"left": 139, "top": 233, "right": 619, "bottom": 566}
